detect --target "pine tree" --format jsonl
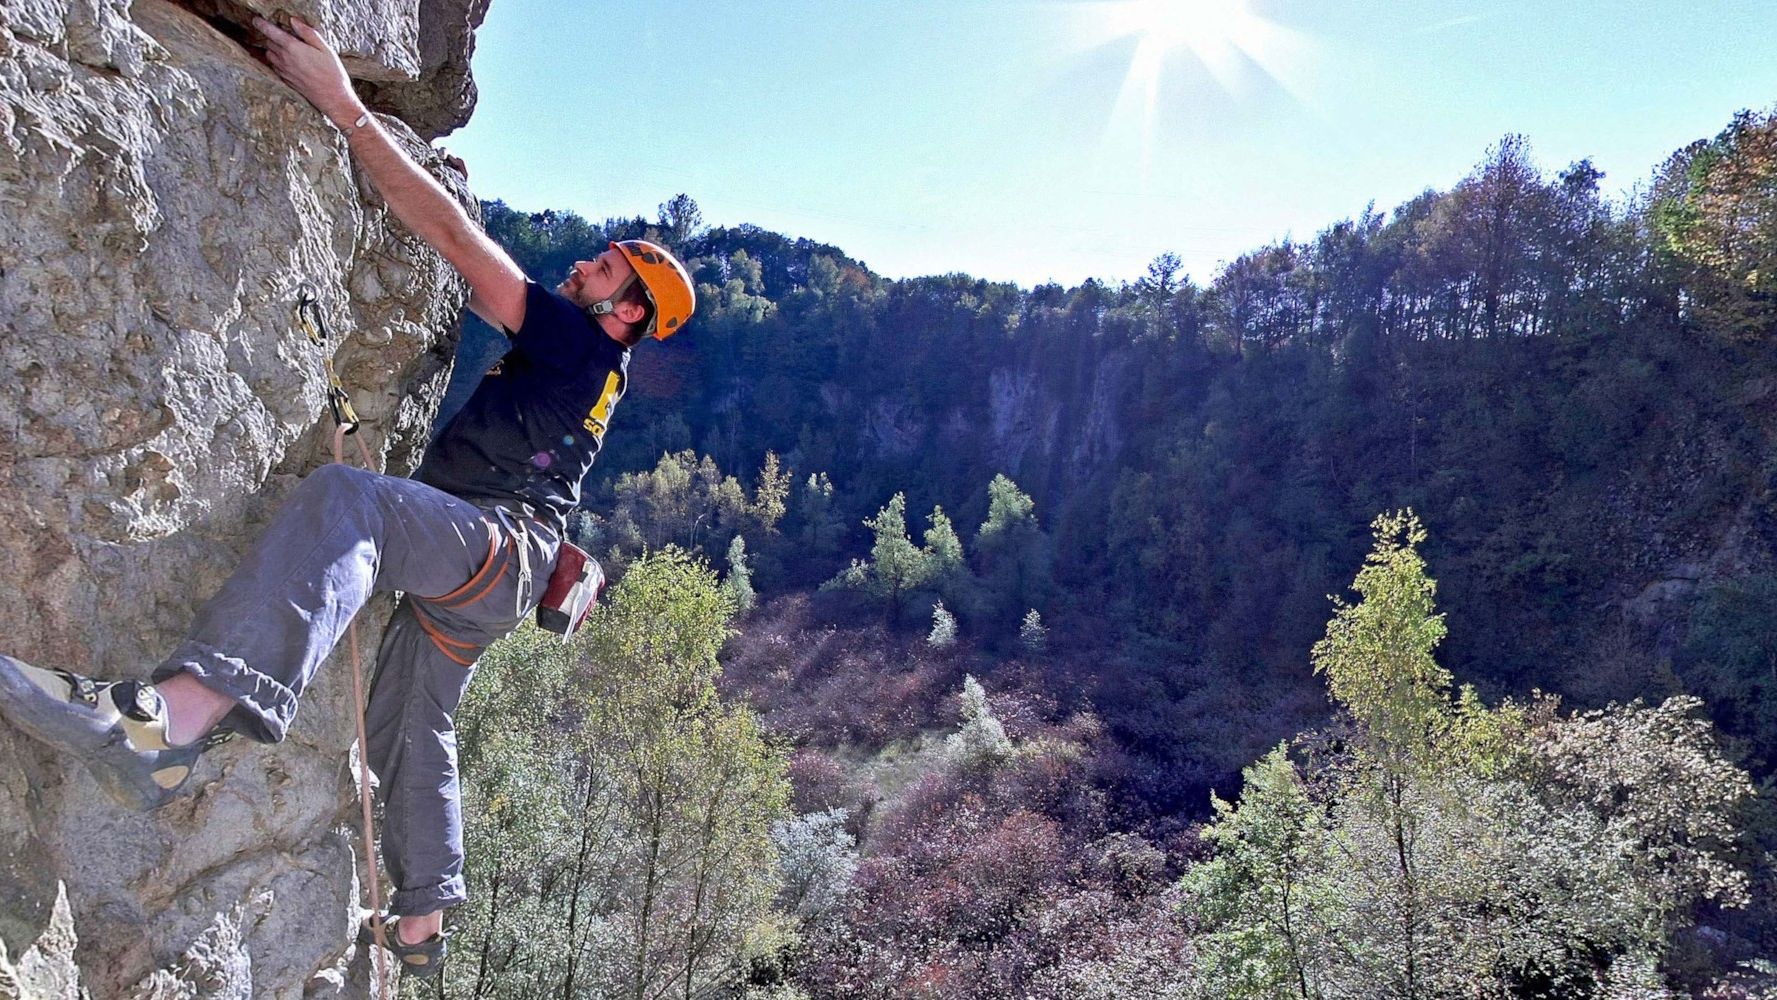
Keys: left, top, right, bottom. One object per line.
{"left": 924, "top": 506, "right": 965, "bottom": 579}
{"left": 750, "top": 451, "right": 791, "bottom": 533}
{"left": 1019, "top": 609, "right": 1047, "bottom": 652}
{"left": 823, "top": 493, "right": 937, "bottom": 621}
{"left": 929, "top": 600, "right": 958, "bottom": 648}
{"left": 944, "top": 675, "right": 1012, "bottom": 770}
{"left": 975, "top": 475, "right": 1053, "bottom": 635}
{"left": 868, "top": 494, "right": 935, "bottom": 620}
{"left": 722, "top": 534, "right": 756, "bottom": 613}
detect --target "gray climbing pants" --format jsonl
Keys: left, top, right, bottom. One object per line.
{"left": 151, "top": 463, "right": 558, "bottom": 915}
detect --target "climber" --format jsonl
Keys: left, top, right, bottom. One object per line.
{"left": 0, "top": 13, "right": 694, "bottom": 979}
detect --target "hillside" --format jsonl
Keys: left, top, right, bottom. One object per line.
{"left": 440, "top": 112, "right": 1777, "bottom": 996}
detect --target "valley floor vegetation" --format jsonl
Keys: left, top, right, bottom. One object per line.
{"left": 416, "top": 107, "right": 1777, "bottom": 996}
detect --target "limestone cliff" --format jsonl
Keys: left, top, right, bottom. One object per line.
{"left": 0, "top": 0, "right": 488, "bottom": 994}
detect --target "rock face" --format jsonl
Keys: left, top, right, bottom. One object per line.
{"left": 0, "top": 0, "right": 482, "bottom": 995}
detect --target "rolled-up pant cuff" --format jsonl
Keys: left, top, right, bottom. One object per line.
{"left": 390, "top": 877, "right": 466, "bottom": 916}
{"left": 152, "top": 640, "right": 296, "bottom": 744}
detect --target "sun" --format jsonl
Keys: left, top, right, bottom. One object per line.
{"left": 1111, "top": 0, "right": 1248, "bottom": 62}
{"left": 1051, "top": 0, "right": 1313, "bottom": 178}
{"left": 1098, "top": 0, "right": 1279, "bottom": 100}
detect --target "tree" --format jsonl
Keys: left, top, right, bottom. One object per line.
{"left": 771, "top": 808, "right": 858, "bottom": 921}
{"left": 923, "top": 505, "right": 971, "bottom": 609}
{"left": 1181, "top": 746, "right": 1336, "bottom": 1000}
{"left": 578, "top": 551, "right": 791, "bottom": 1000}
{"left": 1184, "top": 514, "right": 1756, "bottom": 999}
{"left": 451, "top": 552, "right": 792, "bottom": 1000}
{"left": 823, "top": 493, "right": 936, "bottom": 621}
{"left": 609, "top": 451, "right": 751, "bottom": 565}
{"left": 944, "top": 675, "right": 1014, "bottom": 771}
{"left": 456, "top": 621, "right": 582, "bottom": 999}
{"left": 929, "top": 600, "right": 958, "bottom": 648}
{"left": 1650, "top": 108, "right": 1777, "bottom": 339}
{"left": 1311, "top": 510, "right": 1451, "bottom": 769}
{"left": 1677, "top": 574, "right": 1777, "bottom": 773}
{"left": 1018, "top": 609, "right": 1047, "bottom": 653}
{"left": 1135, "top": 252, "right": 1185, "bottom": 340}
{"left": 657, "top": 193, "right": 705, "bottom": 248}
{"left": 978, "top": 473, "right": 1036, "bottom": 541}
{"left": 1309, "top": 510, "right": 1449, "bottom": 998}
{"left": 750, "top": 451, "right": 791, "bottom": 533}
{"left": 722, "top": 535, "right": 756, "bottom": 614}
{"left": 974, "top": 475, "right": 1053, "bottom": 635}
{"left": 794, "top": 472, "right": 842, "bottom": 559}
{"left": 924, "top": 505, "right": 965, "bottom": 581}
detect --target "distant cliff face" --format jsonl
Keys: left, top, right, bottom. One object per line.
{"left": 0, "top": 0, "right": 486, "bottom": 995}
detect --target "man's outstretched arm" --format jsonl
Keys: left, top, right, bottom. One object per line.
{"left": 254, "top": 15, "right": 526, "bottom": 332}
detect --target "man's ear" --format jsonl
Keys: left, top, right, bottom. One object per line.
{"left": 614, "top": 299, "right": 649, "bottom": 327}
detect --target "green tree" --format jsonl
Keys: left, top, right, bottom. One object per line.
{"left": 609, "top": 451, "right": 750, "bottom": 565}
{"left": 578, "top": 551, "right": 791, "bottom": 1000}
{"left": 722, "top": 534, "right": 756, "bottom": 614}
{"left": 749, "top": 451, "right": 791, "bottom": 534}
{"left": 974, "top": 474, "right": 1053, "bottom": 635}
{"left": 824, "top": 492, "right": 936, "bottom": 621}
{"left": 1309, "top": 510, "right": 1449, "bottom": 998}
{"left": 928, "top": 600, "right": 958, "bottom": 648}
{"left": 1312, "top": 510, "right": 1451, "bottom": 769}
{"left": 924, "top": 505, "right": 965, "bottom": 581}
{"left": 1182, "top": 746, "right": 1336, "bottom": 1000}
{"left": 452, "top": 553, "right": 790, "bottom": 1000}
{"left": 1184, "top": 514, "right": 1756, "bottom": 999}
{"left": 455, "top": 621, "right": 581, "bottom": 998}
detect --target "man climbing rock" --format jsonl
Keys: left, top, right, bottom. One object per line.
{"left": 0, "top": 14, "right": 694, "bottom": 978}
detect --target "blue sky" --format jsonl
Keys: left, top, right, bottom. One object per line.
{"left": 445, "top": 0, "right": 1777, "bottom": 289}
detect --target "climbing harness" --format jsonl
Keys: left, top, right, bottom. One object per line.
{"left": 409, "top": 510, "right": 521, "bottom": 666}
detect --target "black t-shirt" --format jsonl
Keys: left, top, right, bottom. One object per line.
{"left": 416, "top": 281, "right": 630, "bottom": 531}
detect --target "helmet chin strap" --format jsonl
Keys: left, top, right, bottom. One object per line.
{"left": 585, "top": 273, "right": 639, "bottom": 322}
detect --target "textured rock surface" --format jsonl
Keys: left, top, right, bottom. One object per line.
{"left": 359, "top": 0, "right": 492, "bottom": 139}
{"left": 0, "top": 0, "right": 482, "bottom": 994}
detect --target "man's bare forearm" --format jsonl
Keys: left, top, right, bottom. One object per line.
{"left": 341, "top": 118, "right": 478, "bottom": 266}
{"left": 254, "top": 15, "right": 528, "bottom": 329}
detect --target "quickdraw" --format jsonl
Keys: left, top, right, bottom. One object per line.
{"left": 296, "top": 285, "right": 361, "bottom": 434}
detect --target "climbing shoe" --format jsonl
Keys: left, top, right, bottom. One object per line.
{"left": 359, "top": 914, "right": 448, "bottom": 978}
{"left": 0, "top": 655, "right": 228, "bottom": 810}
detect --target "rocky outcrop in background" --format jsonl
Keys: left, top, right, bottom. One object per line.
{"left": 0, "top": 0, "right": 488, "bottom": 994}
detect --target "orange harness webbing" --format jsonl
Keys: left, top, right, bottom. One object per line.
{"left": 410, "top": 524, "right": 512, "bottom": 665}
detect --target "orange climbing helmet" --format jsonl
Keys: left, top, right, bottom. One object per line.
{"left": 612, "top": 239, "right": 695, "bottom": 340}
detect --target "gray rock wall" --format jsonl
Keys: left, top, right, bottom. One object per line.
{"left": 0, "top": 0, "right": 485, "bottom": 994}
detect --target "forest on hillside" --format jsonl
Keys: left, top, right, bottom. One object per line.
{"left": 426, "top": 109, "right": 1777, "bottom": 998}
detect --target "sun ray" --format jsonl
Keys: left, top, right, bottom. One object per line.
{"left": 1046, "top": 0, "right": 1319, "bottom": 170}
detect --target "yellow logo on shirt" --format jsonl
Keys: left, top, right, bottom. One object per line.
{"left": 581, "top": 371, "right": 621, "bottom": 442}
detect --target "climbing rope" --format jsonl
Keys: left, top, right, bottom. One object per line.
{"left": 301, "top": 291, "right": 389, "bottom": 996}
